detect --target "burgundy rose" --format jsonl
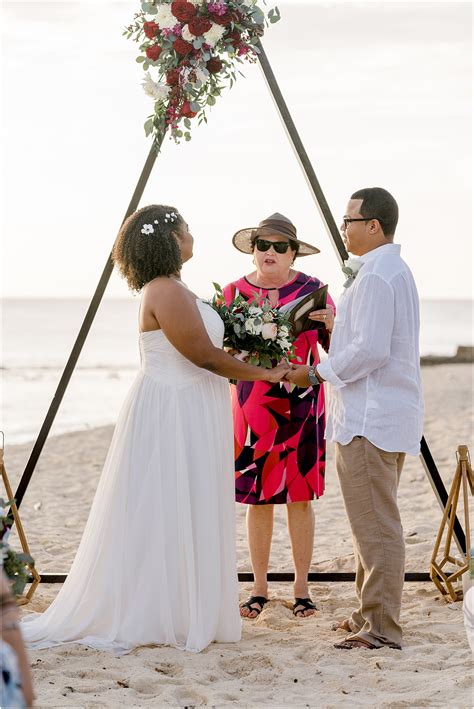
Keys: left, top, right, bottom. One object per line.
{"left": 187, "top": 16, "right": 212, "bottom": 36}
{"left": 166, "top": 69, "right": 181, "bottom": 86}
{"left": 206, "top": 57, "right": 223, "bottom": 74}
{"left": 225, "top": 29, "right": 241, "bottom": 47}
{"left": 180, "top": 101, "right": 197, "bottom": 118}
{"left": 171, "top": 1, "right": 196, "bottom": 23}
{"left": 143, "top": 21, "right": 159, "bottom": 39}
{"left": 146, "top": 44, "right": 162, "bottom": 61}
{"left": 209, "top": 11, "right": 233, "bottom": 26}
{"left": 173, "top": 38, "right": 194, "bottom": 55}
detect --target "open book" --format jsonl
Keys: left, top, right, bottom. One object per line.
{"left": 279, "top": 285, "right": 328, "bottom": 337}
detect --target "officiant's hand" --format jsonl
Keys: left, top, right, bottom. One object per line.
{"left": 266, "top": 363, "right": 291, "bottom": 383}
{"left": 308, "top": 307, "right": 335, "bottom": 332}
{"left": 285, "top": 365, "right": 311, "bottom": 388}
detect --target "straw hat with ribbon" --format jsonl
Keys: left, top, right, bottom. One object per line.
{"left": 232, "top": 213, "right": 320, "bottom": 257}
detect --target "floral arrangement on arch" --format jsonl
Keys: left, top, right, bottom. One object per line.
{"left": 124, "top": 0, "right": 280, "bottom": 145}
{"left": 1, "top": 499, "right": 34, "bottom": 596}
{"left": 210, "top": 283, "right": 295, "bottom": 369}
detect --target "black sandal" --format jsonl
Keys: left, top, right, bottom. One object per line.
{"left": 240, "top": 596, "right": 268, "bottom": 618}
{"left": 293, "top": 597, "right": 317, "bottom": 617}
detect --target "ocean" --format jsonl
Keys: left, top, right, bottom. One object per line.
{"left": 1, "top": 298, "right": 473, "bottom": 445}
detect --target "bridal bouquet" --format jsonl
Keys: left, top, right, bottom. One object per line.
{"left": 210, "top": 283, "right": 295, "bottom": 368}
{"left": 124, "top": 1, "right": 280, "bottom": 145}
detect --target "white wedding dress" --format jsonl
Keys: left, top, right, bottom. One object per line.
{"left": 21, "top": 298, "right": 241, "bottom": 653}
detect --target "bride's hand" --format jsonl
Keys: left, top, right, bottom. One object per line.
{"left": 265, "top": 363, "right": 291, "bottom": 383}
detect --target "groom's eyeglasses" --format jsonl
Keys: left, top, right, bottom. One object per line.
{"left": 255, "top": 239, "right": 291, "bottom": 254}
{"left": 343, "top": 217, "right": 377, "bottom": 227}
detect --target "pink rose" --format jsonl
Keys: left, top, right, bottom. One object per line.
{"left": 262, "top": 323, "right": 278, "bottom": 340}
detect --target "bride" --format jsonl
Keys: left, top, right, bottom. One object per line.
{"left": 21, "top": 205, "right": 289, "bottom": 654}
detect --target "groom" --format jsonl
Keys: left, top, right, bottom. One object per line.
{"left": 288, "top": 187, "right": 424, "bottom": 649}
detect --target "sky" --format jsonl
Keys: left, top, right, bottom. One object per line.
{"left": 1, "top": 0, "right": 472, "bottom": 301}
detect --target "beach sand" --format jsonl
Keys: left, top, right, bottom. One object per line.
{"left": 5, "top": 363, "right": 473, "bottom": 707}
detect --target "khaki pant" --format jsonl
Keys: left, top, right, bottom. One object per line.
{"left": 336, "top": 437, "right": 406, "bottom": 648}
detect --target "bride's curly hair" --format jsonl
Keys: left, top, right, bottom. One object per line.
{"left": 113, "top": 204, "right": 184, "bottom": 292}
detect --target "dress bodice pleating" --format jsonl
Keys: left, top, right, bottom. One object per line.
{"left": 139, "top": 300, "right": 224, "bottom": 386}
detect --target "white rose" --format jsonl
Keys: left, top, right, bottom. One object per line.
{"left": 203, "top": 22, "right": 226, "bottom": 47}
{"left": 249, "top": 306, "right": 262, "bottom": 316}
{"left": 142, "top": 72, "right": 170, "bottom": 101}
{"left": 345, "top": 257, "right": 362, "bottom": 273}
{"left": 245, "top": 319, "right": 256, "bottom": 335}
{"left": 155, "top": 5, "right": 177, "bottom": 29}
{"left": 262, "top": 323, "right": 278, "bottom": 340}
{"left": 253, "top": 320, "right": 263, "bottom": 335}
{"left": 195, "top": 65, "right": 209, "bottom": 85}
{"left": 181, "top": 24, "right": 194, "bottom": 42}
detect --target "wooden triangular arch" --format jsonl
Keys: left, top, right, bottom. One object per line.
{"left": 6, "top": 41, "right": 466, "bottom": 583}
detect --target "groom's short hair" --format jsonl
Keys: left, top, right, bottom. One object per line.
{"left": 351, "top": 187, "right": 399, "bottom": 237}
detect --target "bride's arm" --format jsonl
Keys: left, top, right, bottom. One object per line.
{"left": 146, "top": 279, "right": 288, "bottom": 383}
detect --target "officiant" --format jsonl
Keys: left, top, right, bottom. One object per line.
{"left": 222, "top": 213, "right": 335, "bottom": 619}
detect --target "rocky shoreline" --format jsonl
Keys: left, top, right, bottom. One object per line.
{"left": 421, "top": 345, "right": 473, "bottom": 366}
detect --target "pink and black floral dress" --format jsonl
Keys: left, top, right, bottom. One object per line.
{"left": 223, "top": 272, "right": 335, "bottom": 505}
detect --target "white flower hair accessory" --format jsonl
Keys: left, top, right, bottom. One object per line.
{"left": 163, "top": 212, "right": 178, "bottom": 224}
{"left": 141, "top": 223, "right": 155, "bottom": 235}
{"left": 342, "top": 257, "right": 363, "bottom": 288}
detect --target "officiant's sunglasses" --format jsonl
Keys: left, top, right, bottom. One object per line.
{"left": 255, "top": 238, "right": 292, "bottom": 254}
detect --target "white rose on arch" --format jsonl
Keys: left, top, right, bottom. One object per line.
{"left": 142, "top": 73, "right": 170, "bottom": 102}
{"left": 155, "top": 5, "right": 176, "bottom": 29}
{"left": 181, "top": 24, "right": 194, "bottom": 43}
{"left": 203, "top": 22, "right": 226, "bottom": 47}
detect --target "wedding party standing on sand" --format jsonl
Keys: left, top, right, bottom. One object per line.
{"left": 223, "top": 213, "right": 336, "bottom": 619}
{"left": 288, "top": 187, "right": 424, "bottom": 650}
{"left": 21, "top": 205, "right": 289, "bottom": 654}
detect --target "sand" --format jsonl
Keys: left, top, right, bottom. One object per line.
{"left": 4, "top": 363, "right": 473, "bottom": 707}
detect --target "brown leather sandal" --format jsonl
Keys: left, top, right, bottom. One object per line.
{"left": 334, "top": 637, "right": 379, "bottom": 650}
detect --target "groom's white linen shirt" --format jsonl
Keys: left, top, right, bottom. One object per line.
{"left": 317, "top": 243, "right": 424, "bottom": 455}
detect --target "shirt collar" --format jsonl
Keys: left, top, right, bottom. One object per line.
{"left": 359, "top": 242, "right": 400, "bottom": 265}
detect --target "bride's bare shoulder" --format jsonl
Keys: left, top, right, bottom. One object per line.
{"left": 144, "top": 277, "right": 195, "bottom": 303}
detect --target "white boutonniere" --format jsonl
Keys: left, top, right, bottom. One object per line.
{"left": 341, "top": 257, "right": 363, "bottom": 288}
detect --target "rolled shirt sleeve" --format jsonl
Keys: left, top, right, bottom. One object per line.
{"left": 317, "top": 273, "right": 395, "bottom": 388}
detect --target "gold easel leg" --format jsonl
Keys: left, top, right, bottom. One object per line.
{"left": 430, "top": 445, "right": 472, "bottom": 603}
{"left": 1, "top": 446, "right": 41, "bottom": 604}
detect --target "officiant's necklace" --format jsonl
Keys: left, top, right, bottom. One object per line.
{"left": 245, "top": 270, "right": 298, "bottom": 291}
